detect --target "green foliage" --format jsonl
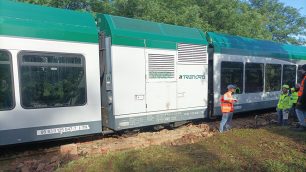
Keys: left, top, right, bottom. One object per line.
{"left": 16, "top": 0, "right": 90, "bottom": 10}
{"left": 16, "top": 0, "right": 306, "bottom": 45}
{"left": 112, "top": 0, "right": 207, "bottom": 29}
{"left": 198, "top": 0, "right": 271, "bottom": 39}
{"left": 249, "top": 0, "right": 306, "bottom": 45}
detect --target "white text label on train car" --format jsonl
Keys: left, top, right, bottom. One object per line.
{"left": 234, "top": 106, "right": 242, "bottom": 109}
{"left": 36, "top": 125, "right": 90, "bottom": 136}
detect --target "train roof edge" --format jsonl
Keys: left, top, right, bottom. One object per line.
{"left": 96, "top": 14, "right": 208, "bottom": 50}
{"left": 2, "top": 0, "right": 305, "bottom": 58}
{"left": 0, "top": 0, "right": 98, "bottom": 43}
{"left": 207, "top": 32, "right": 306, "bottom": 60}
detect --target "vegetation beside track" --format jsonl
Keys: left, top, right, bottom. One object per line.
{"left": 57, "top": 127, "right": 306, "bottom": 172}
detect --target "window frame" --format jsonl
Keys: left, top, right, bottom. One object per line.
{"left": 245, "top": 62, "right": 264, "bottom": 93}
{"left": 297, "top": 65, "right": 302, "bottom": 84}
{"left": 0, "top": 49, "right": 15, "bottom": 111}
{"left": 282, "top": 64, "right": 297, "bottom": 88}
{"left": 220, "top": 61, "right": 244, "bottom": 94}
{"left": 17, "top": 51, "right": 87, "bottom": 109}
{"left": 264, "top": 63, "right": 282, "bottom": 92}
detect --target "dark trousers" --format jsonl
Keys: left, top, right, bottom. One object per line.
{"left": 290, "top": 104, "right": 297, "bottom": 119}
{"left": 277, "top": 109, "right": 288, "bottom": 126}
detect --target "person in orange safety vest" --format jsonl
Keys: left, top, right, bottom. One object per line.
{"left": 220, "top": 84, "right": 238, "bottom": 132}
{"left": 295, "top": 64, "right": 306, "bottom": 131}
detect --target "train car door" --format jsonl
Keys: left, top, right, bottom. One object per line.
{"left": 176, "top": 43, "right": 208, "bottom": 109}
{"left": 145, "top": 49, "right": 177, "bottom": 112}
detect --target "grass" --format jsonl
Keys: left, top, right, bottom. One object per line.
{"left": 57, "top": 127, "right": 306, "bottom": 172}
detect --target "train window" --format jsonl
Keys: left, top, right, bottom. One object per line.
{"left": 18, "top": 52, "right": 86, "bottom": 109}
{"left": 220, "top": 61, "right": 243, "bottom": 94}
{"left": 265, "top": 64, "right": 281, "bottom": 92}
{"left": 283, "top": 65, "right": 296, "bottom": 88}
{"left": 0, "top": 50, "right": 14, "bottom": 110}
{"left": 245, "top": 63, "right": 264, "bottom": 93}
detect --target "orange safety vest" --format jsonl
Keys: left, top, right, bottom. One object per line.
{"left": 298, "top": 76, "right": 306, "bottom": 97}
{"left": 221, "top": 91, "right": 234, "bottom": 113}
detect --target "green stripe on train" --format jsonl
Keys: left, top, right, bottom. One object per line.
{"left": 0, "top": 0, "right": 98, "bottom": 43}
{"left": 207, "top": 32, "right": 306, "bottom": 60}
{"left": 97, "top": 14, "right": 208, "bottom": 50}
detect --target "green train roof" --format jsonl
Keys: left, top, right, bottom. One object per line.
{"left": 97, "top": 14, "right": 208, "bottom": 50}
{"left": 0, "top": 0, "right": 98, "bottom": 43}
{"left": 207, "top": 32, "right": 306, "bottom": 60}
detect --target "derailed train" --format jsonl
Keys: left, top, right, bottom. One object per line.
{"left": 1, "top": 0, "right": 305, "bottom": 145}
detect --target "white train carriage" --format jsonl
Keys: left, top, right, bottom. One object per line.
{"left": 0, "top": 1, "right": 101, "bottom": 145}
{"left": 97, "top": 14, "right": 209, "bottom": 130}
{"left": 206, "top": 32, "right": 306, "bottom": 116}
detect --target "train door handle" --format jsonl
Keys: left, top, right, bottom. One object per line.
{"left": 135, "top": 95, "right": 144, "bottom": 100}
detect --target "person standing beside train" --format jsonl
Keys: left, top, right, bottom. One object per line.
{"left": 295, "top": 65, "right": 306, "bottom": 131}
{"left": 276, "top": 85, "right": 291, "bottom": 126}
{"left": 290, "top": 84, "right": 300, "bottom": 119}
{"left": 220, "top": 84, "right": 237, "bottom": 132}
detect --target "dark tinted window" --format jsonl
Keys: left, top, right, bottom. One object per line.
{"left": 0, "top": 50, "right": 14, "bottom": 110}
{"left": 283, "top": 65, "right": 296, "bottom": 88}
{"left": 265, "top": 64, "right": 281, "bottom": 92}
{"left": 19, "top": 52, "right": 86, "bottom": 109}
{"left": 245, "top": 63, "right": 264, "bottom": 93}
{"left": 221, "top": 61, "right": 243, "bottom": 94}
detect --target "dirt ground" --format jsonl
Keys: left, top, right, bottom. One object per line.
{"left": 0, "top": 111, "right": 292, "bottom": 172}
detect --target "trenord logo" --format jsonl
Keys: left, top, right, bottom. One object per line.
{"left": 179, "top": 75, "right": 205, "bottom": 79}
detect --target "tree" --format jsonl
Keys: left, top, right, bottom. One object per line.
{"left": 110, "top": 0, "right": 270, "bottom": 40}
{"left": 110, "top": 0, "right": 207, "bottom": 29}
{"left": 196, "top": 0, "right": 271, "bottom": 40}
{"left": 17, "top": 0, "right": 113, "bottom": 12}
{"left": 16, "top": 0, "right": 306, "bottom": 45}
{"left": 249, "top": 0, "right": 306, "bottom": 44}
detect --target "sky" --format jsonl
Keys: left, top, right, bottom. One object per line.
{"left": 279, "top": 0, "right": 306, "bottom": 16}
